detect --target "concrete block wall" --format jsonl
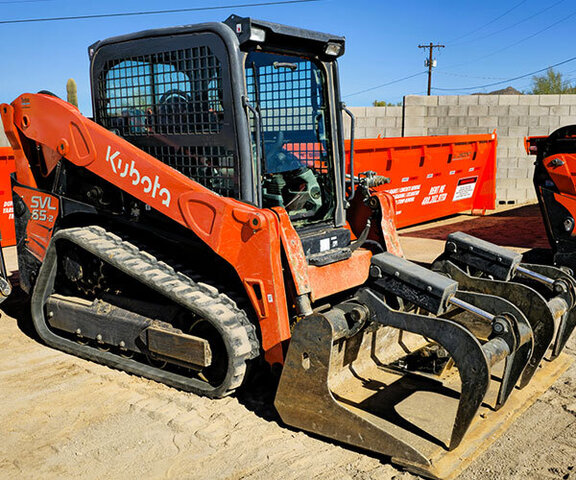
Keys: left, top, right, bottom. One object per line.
{"left": 347, "top": 94, "right": 576, "bottom": 205}
{"left": 344, "top": 106, "right": 403, "bottom": 139}
{"left": 0, "top": 118, "right": 9, "bottom": 147}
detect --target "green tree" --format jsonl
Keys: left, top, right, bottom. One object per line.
{"left": 530, "top": 68, "right": 576, "bottom": 94}
{"left": 373, "top": 100, "right": 402, "bottom": 106}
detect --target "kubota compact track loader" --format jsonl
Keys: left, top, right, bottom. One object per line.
{"left": 1, "top": 15, "right": 574, "bottom": 479}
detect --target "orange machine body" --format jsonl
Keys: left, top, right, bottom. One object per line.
{"left": 1, "top": 93, "right": 392, "bottom": 366}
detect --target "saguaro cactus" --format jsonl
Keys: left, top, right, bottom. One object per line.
{"left": 66, "top": 78, "right": 78, "bottom": 107}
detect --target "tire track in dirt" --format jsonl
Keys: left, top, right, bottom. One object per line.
{"left": 2, "top": 307, "right": 575, "bottom": 480}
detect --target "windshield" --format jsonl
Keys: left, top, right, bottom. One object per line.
{"left": 246, "top": 51, "right": 336, "bottom": 227}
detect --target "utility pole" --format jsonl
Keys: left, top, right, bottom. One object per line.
{"left": 418, "top": 43, "right": 445, "bottom": 95}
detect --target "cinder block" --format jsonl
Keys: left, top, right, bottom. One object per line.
{"left": 539, "top": 116, "right": 561, "bottom": 127}
{"left": 539, "top": 95, "right": 561, "bottom": 106}
{"left": 429, "top": 127, "right": 449, "bottom": 135}
{"left": 405, "top": 116, "right": 425, "bottom": 127}
{"left": 498, "top": 116, "right": 519, "bottom": 127}
{"left": 528, "top": 126, "right": 551, "bottom": 136}
{"left": 488, "top": 105, "right": 510, "bottom": 116}
{"left": 559, "top": 94, "right": 576, "bottom": 105}
{"left": 349, "top": 107, "right": 366, "bottom": 118}
{"left": 467, "top": 105, "right": 490, "bottom": 117}
{"left": 517, "top": 157, "right": 535, "bottom": 169}
{"left": 477, "top": 96, "right": 500, "bottom": 105}
{"left": 526, "top": 191, "right": 538, "bottom": 202}
{"left": 479, "top": 116, "right": 499, "bottom": 128}
{"left": 549, "top": 105, "right": 570, "bottom": 116}
{"left": 507, "top": 126, "right": 529, "bottom": 137}
{"left": 364, "top": 127, "right": 381, "bottom": 138}
{"left": 447, "top": 105, "right": 468, "bottom": 116}
{"left": 423, "top": 116, "right": 439, "bottom": 128}
{"left": 458, "top": 116, "right": 479, "bottom": 127}
{"left": 559, "top": 116, "right": 576, "bottom": 126}
{"left": 431, "top": 105, "right": 450, "bottom": 117}
{"left": 496, "top": 160, "right": 513, "bottom": 172}
{"left": 518, "top": 95, "right": 540, "bottom": 105}
{"left": 365, "top": 107, "right": 388, "bottom": 117}
{"left": 447, "top": 126, "right": 467, "bottom": 135}
{"left": 376, "top": 116, "right": 399, "bottom": 127}
{"left": 357, "top": 116, "right": 376, "bottom": 127}
{"left": 498, "top": 95, "right": 520, "bottom": 106}
{"left": 508, "top": 167, "right": 529, "bottom": 179}
{"left": 404, "top": 105, "right": 427, "bottom": 117}
{"left": 518, "top": 115, "right": 539, "bottom": 127}
{"left": 508, "top": 105, "right": 530, "bottom": 117}
{"left": 529, "top": 105, "right": 550, "bottom": 116}
{"left": 458, "top": 96, "right": 480, "bottom": 106}
{"left": 383, "top": 127, "right": 402, "bottom": 138}
{"left": 403, "top": 127, "right": 426, "bottom": 137}
{"left": 516, "top": 178, "right": 536, "bottom": 189}
{"left": 438, "top": 96, "right": 459, "bottom": 105}
{"left": 495, "top": 188, "right": 508, "bottom": 202}
{"left": 466, "top": 127, "right": 492, "bottom": 135}
{"left": 355, "top": 127, "right": 367, "bottom": 138}
{"left": 387, "top": 106, "right": 403, "bottom": 116}
{"left": 498, "top": 137, "right": 524, "bottom": 149}
{"left": 497, "top": 178, "right": 517, "bottom": 189}
{"left": 405, "top": 95, "right": 438, "bottom": 106}
{"left": 404, "top": 95, "right": 420, "bottom": 106}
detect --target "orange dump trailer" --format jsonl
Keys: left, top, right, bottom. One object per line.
{"left": 346, "top": 132, "right": 497, "bottom": 228}
{"left": 0, "top": 146, "right": 15, "bottom": 247}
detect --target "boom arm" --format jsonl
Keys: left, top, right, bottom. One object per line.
{"left": 1, "top": 93, "right": 294, "bottom": 364}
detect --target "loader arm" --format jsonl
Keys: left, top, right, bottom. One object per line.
{"left": 1, "top": 93, "right": 297, "bottom": 363}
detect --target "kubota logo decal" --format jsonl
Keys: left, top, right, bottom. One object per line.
{"left": 105, "top": 146, "right": 172, "bottom": 207}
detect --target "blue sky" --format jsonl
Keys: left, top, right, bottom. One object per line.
{"left": 0, "top": 0, "right": 574, "bottom": 114}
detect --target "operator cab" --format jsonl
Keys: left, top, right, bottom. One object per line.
{"left": 90, "top": 15, "right": 350, "bottom": 264}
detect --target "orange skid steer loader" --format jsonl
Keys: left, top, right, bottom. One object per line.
{"left": 1, "top": 16, "right": 574, "bottom": 479}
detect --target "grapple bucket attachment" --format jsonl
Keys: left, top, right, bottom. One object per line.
{"left": 274, "top": 253, "right": 569, "bottom": 479}
{"left": 435, "top": 231, "right": 576, "bottom": 378}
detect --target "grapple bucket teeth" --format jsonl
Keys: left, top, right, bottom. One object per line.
{"left": 434, "top": 259, "right": 553, "bottom": 388}
{"left": 438, "top": 231, "right": 576, "bottom": 365}
{"left": 275, "top": 253, "right": 546, "bottom": 479}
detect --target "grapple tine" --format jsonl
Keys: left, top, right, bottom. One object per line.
{"left": 552, "top": 309, "right": 576, "bottom": 357}
{"left": 453, "top": 291, "right": 533, "bottom": 410}
{"left": 434, "top": 260, "right": 554, "bottom": 389}
{"left": 356, "top": 289, "right": 491, "bottom": 451}
{"left": 518, "top": 263, "right": 576, "bottom": 358}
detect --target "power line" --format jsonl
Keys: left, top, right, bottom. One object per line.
{"left": 343, "top": 71, "right": 428, "bottom": 98}
{"left": 449, "top": 0, "right": 565, "bottom": 47}
{"left": 432, "top": 55, "right": 576, "bottom": 92}
{"left": 0, "top": 0, "right": 318, "bottom": 24}
{"left": 436, "top": 71, "right": 507, "bottom": 80}
{"left": 0, "top": 0, "right": 56, "bottom": 4}
{"left": 443, "top": 9, "right": 576, "bottom": 71}
{"left": 447, "top": 0, "right": 528, "bottom": 44}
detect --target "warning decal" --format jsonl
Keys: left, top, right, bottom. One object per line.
{"left": 453, "top": 176, "right": 478, "bottom": 201}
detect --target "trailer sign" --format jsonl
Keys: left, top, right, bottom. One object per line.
{"left": 453, "top": 177, "right": 478, "bottom": 201}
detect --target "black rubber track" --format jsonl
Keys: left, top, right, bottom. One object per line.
{"left": 30, "top": 226, "right": 259, "bottom": 398}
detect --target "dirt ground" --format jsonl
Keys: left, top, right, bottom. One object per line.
{"left": 1, "top": 204, "right": 575, "bottom": 480}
